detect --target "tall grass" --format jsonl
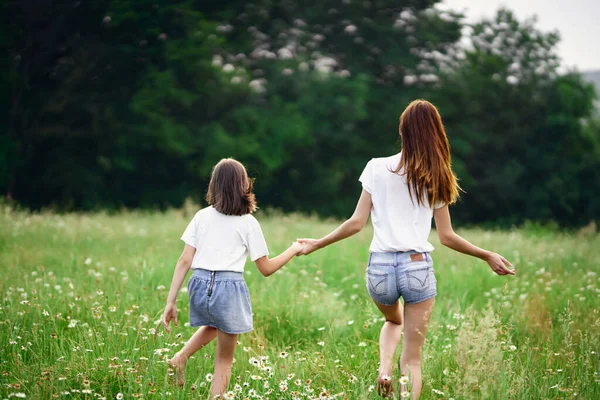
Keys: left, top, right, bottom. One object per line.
{"left": 1, "top": 205, "right": 599, "bottom": 399}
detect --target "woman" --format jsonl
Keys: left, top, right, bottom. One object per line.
{"left": 298, "top": 100, "right": 514, "bottom": 398}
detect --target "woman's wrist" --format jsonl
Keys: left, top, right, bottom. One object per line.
{"left": 480, "top": 250, "right": 492, "bottom": 261}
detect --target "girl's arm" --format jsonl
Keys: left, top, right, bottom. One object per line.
{"left": 433, "top": 206, "right": 514, "bottom": 275}
{"left": 163, "top": 244, "right": 196, "bottom": 332}
{"left": 255, "top": 241, "right": 303, "bottom": 277}
{"left": 298, "top": 189, "right": 372, "bottom": 255}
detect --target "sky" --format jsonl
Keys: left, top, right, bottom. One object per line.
{"left": 439, "top": 0, "right": 600, "bottom": 72}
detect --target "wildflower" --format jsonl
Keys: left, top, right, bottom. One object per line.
{"left": 368, "top": 385, "right": 375, "bottom": 392}
{"left": 116, "top": 394, "right": 123, "bottom": 400}
{"left": 348, "top": 320, "right": 354, "bottom": 325}
{"left": 317, "top": 341, "right": 325, "bottom": 346}
{"left": 401, "top": 391, "right": 411, "bottom": 398}
{"left": 205, "top": 373, "right": 213, "bottom": 382}
{"left": 400, "top": 375, "right": 409, "bottom": 385}
{"left": 432, "top": 388, "right": 444, "bottom": 395}
{"left": 109, "top": 305, "right": 116, "bottom": 312}
{"left": 509, "top": 345, "right": 517, "bottom": 351}
{"left": 279, "top": 352, "right": 289, "bottom": 358}
{"left": 358, "top": 342, "right": 366, "bottom": 347}
{"left": 223, "top": 392, "right": 235, "bottom": 400}
{"left": 348, "top": 375, "right": 358, "bottom": 383}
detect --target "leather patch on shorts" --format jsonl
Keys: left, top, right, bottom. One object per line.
{"left": 410, "top": 253, "right": 424, "bottom": 262}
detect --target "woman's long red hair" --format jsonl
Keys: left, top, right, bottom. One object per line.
{"left": 394, "top": 100, "right": 461, "bottom": 207}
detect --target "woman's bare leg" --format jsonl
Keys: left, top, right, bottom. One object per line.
{"left": 170, "top": 326, "right": 218, "bottom": 386}
{"left": 210, "top": 330, "right": 238, "bottom": 397}
{"left": 373, "top": 299, "right": 404, "bottom": 397}
{"left": 400, "top": 298, "right": 435, "bottom": 399}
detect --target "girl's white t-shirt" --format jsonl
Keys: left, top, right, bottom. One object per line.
{"left": 181, "top": 206, "right": 269, "bottom": 272}
{"left": 359, "top": 153, "right": 444, "bottom": 253}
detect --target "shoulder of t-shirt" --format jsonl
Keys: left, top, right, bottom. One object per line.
{"left": 369, "top": 154, "right": 401, "bottom": 172}
{"left": 193, "top": 207, "right": 213, "bottom": 219}
{"left": 240, "top": 213, "right": 262, "bottom": 231}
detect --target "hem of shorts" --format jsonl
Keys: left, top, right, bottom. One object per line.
{"left": 190, "top": 321, "right": 253, "bottom": 334}
{"left": 404, "top": 292, "right": 437, "bottom": 305}
{"left": 369, "top": 296, "right": 397, "bottom": 307}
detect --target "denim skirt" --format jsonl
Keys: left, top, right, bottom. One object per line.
{"left": 188, "top": 269, "right": 253, "bottom": 334}
{"left": 366, "top": 251, "right": 437, "bottom": 305}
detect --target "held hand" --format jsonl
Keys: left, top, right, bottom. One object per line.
{"left": 485, "top": 252, "right": 515, "bottom": 276}
{"left": 296, "top": 238, "right": 320, "bottom": 256}
{"left": 163, "top": 302, "right": 178, "bottom": 333}
{"left": 291, "top": 241, "right": 305, "bottom": 256}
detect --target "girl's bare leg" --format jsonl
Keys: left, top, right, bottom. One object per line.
{"left": 170, "top": 326, "right": 218, "bottom": 386}
{"left": 210, "top": 330, "right": 238, "bottom": 397}
{"left": 400, "top": 298, "right": 435, "bottom": 399}
{"left": 373, "top": 299, "right": 404, "bottom": 397}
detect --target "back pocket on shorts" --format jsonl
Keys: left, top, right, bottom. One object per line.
{"left": 366, "top": 269, "right": 388, "bottom": 296}
{"left": 405, "top": 266, "right": 432, "bottom": 293}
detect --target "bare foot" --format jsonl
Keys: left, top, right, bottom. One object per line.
{"left": 169, "top": 352, "right": 187, "bottom": 386}
{"left": 377, "top": 373, "right": 394, "bottom": 397}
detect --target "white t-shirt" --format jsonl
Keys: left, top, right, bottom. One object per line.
{"left": 359, "top": 153, "right": 444, "bottom": 253}
{"left": 180, "top": 206, "right": 269, "bottom": 272}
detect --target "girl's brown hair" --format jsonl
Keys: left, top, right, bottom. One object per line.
{"left": 394, "top": 99, "right": 461, "bottom": 207}
{"left": 206, "top": 158, "right": 257, "bottom": 216}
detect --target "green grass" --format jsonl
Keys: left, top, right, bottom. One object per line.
{"left": 1, "top": 205, "right": 599, "bottom": 399}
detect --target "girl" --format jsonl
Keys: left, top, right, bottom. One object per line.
{"left": 298, "top": 100, "right": 514, "bottom": 398}
{"left": 162, "top": 158, "right": 303, "bottom": 397}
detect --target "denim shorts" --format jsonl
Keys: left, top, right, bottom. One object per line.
{"left": 188, "top": 269, "right": 253, "bottom": 334}
{"left": 366, "top": 251, "right": 437, "bottom": 306}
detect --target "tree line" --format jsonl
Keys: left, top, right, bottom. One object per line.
{"left": 3, "top": 0, "right": 599, "bottom": 226}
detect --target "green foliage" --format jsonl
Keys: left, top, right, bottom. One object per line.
{"left": 3, "top": 2, "right": 600, "bottom": 225}
{"left": 432, "top": 9, "right": 600, "bottom": 226}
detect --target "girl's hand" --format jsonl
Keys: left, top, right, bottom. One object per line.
{"left": 485, "top": 252, "right": 515, "bottom": 276}
{"left": 291, "top": 241, "right": 304, "bottom": 256}
{"left": 296, "top": 238, "right": 320, "bottom": 255}
{"left": 163, "top": 302, "right": 178, "bottom": 333}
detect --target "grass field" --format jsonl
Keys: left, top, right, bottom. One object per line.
{"left": 1, "top": 205, "right": 599, "bottom": 399}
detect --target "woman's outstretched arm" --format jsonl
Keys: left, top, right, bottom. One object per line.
{"left": 298, "top": 189, "right": 372, "bottom": 255}
{"left": 433, "top": 205, "right": 514, "bottom": 275}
